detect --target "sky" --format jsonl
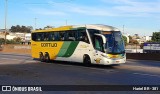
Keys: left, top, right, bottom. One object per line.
{"left": 0, "top": 0, "right": 160, "bottom": 36}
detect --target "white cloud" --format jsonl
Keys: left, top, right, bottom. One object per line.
{"left": 68, "top": 6, "right": 113, "bottom": 16}
{"left": 28, "top": 0, "right": 160, "bottom": 18}
{"left": 114, "top": 0, "right": 160, "bottom": 12}
{"left": 101, "top": 0, "right": 160, "bottom": 17}
{"left": 47, "top": 1, "right": 114, "bottom": 16}
{"left": 28, "top": 7, "right": 67, "bottom": 16}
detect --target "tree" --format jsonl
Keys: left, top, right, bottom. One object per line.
{"left": 147, "top": 40, "right": 153, "bottom": 42}
{"left": 122, "top": 36, "right": 127, "bottom": 46}
{"left": 27, "top": 26, "right": 33, "bottom": 32}
{"left": 152, "top": 32, "right": 160, "bottom": 42}
{"left": 21, "top": 26, "right": 26, "bottom": 32}
{"left": 16, "top": 25, "right": 21, "bottom": 32}
{"left": 128, "top": 36, "right": 132, "bottom": 43}
{"left": 10, "top": 25, "right": 33, "bottom": 33}
{"left": 140, "top": 43, "right": 144, "bottom": 49}
{"left": 44, "top": 25, "right": 54, "bottom": 29}
{"left": 36, "top": 28, "right": 43, "bottom": 30}
{"left": 0, "top": 38, "right": 5, "bottom": 44}
{"left": 132, "top": 40, "right": 139, "bottom": 44}
{"left": 6, "top": 39, "right": 15, "bottom": 44}
{"left": 136, "top": 36, "right": 140, "bottom": 39}
{"left": 13, "top": 37, "right": 21, "bottom": 42}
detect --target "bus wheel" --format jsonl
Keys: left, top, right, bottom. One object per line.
{"left": 45, "top": 53, "right": 50, "bottom": 63}
{"left": 83, "top": 55, "right": 91, "bottom": 67}
{"left": 39, "top": 52, "right": 44, "bottom": 62}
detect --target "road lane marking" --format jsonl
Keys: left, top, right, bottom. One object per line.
{"left": 115, "top": 64, "right": 160, "bottom": 73}
{"left": 0, "top": 58, "right": 37, "bottom": 63}
{"left": 49, "top": 62, "right": 160, "bottom": 79}
{"left": 0, "top": 53, "right": 30, "bottom": 56}
{"left": 0, "top": 56, "right": 31, "bottom": 59}
{"left": 127, "top": 59, "right": 160, "bottom": 63}
{"left": 52, "top": 63, "right": 119, "bottom": 73}
{"left": 133, "top": 73, "right": 160, "bottom": 78}
{"left": 53, "top": 63, "right": 160, "bottom": 78}
{"left": 0, "top": 58, "right": 23, "bottom": 61}
{"left": 1, "top": 56, "right": 160, "bottom": 78}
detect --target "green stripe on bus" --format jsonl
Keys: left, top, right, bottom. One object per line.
{"left": 63, "top": 41, "right": 79, "bottom": 57}
{"left": 57, "top": 42, "right": 71, "bottom": 57}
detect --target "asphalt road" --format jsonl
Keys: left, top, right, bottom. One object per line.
{"left": 0, "top": 53, "right": 160, "bottom": 94}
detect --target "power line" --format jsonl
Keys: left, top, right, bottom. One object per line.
{"left": 24, "top": 0, "right": 75, "bottom": 5}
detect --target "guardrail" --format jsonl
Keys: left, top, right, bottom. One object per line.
{"left": 126, "top": 53, "right": 160, "bottom": 61}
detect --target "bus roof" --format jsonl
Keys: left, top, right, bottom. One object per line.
{"left": 32, "top": 24, "right": 120, "bottom": 33}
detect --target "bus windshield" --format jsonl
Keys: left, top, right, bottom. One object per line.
{"left": 104, "top": 31, "right": 125, "bottom": 54}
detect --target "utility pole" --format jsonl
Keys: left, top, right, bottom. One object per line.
{"left": 66, "top": 20, "right": 68, "bottom": 26}
{"left": 35, "top": 18, "right": 37, "bottom": 30}
{"left": 123, "top": 25, "right": 124, "bottom": 34}
{"left": 4, "top": 0, "right": 8, "bottom": 44}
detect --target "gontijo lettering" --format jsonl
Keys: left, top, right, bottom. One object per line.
{"left": 41, "top": 43, "right": 57, "bottom": 47}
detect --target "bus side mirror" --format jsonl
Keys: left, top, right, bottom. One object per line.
{"left": 102, "top": 35, "right": 106, "bottom": 44}
{"left": 94, "top": 34, "right": 106, "bottom": 44}
{"left": 104, "top": 44, "right": 107, "bottom": 53}
{"left": 104, "top": 38, "right": 108, "bottom": 53}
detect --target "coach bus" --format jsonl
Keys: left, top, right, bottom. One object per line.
{"left": 31, "top": 24, "right": 126, "bottom": 65}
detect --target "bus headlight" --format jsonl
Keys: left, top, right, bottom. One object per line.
{"left": 101, "top": 54, "right": 108, "bottom": 58}
{"left": 101, "top": 54, "right": 112, "bottom": 59}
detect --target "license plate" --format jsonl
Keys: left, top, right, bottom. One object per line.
{"left": 116, "top": 61, "right": 120, "bottom": 63}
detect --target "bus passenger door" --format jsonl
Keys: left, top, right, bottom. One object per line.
{"left": 93, "top": 35, "right": 105, "bottom": 64}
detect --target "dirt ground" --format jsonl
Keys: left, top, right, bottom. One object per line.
{"left": 0, "top": 44, "right": 31, "bottom": 54}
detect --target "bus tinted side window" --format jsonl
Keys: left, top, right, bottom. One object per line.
{"left": 32, "top": 30, "right": 90, "bottom": 42}
{"left": 44, "top": 33, "right": 50, "bottom": 41}
{"left": 76, "top": 29, "right": 89, "bottom": 43}
{"left": 59, "top": 32, "right": 65, "bottom": 41}
{"left": 32, "top": 33, "right": 36, "bottom": 41}
{"left": 68, "top": 30, "right": 75, "bottom": 41}
{"left": 37, "top": 33, "right": 43, "bottom": 41}
{"left": 54, "top": 32, "right": 60, "bottom": 41}
{"left": 49, "top": 32, "right": 55, "bottom": 41}
{"left": 40, "top": 33, "right": 45, "bottom": 41}
{"left": 64, "top": 32, "right": 69, "bottom": 41}
{"left": 32, "top": 32, "right": 48, "bottom": 41}
{"left": 88, "top": 29, "right": 100, "bottom": 44}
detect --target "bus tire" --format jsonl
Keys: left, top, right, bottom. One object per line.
{"left": 83, "top": 55, "right": 91, "bottom": 67}
{"left": 39, "top": 52, "right": 44, "bottom": 62}
{"left": 44, "top": 53, "right": 50, "bottom": 63}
